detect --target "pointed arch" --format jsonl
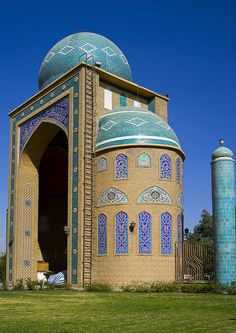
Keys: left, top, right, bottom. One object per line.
{"left": 137, "top": 186, "right": 172, "bottom": 204}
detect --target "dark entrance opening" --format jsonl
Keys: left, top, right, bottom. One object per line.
{"left": 38, "top": 129, "right": 68, "bottom": 273}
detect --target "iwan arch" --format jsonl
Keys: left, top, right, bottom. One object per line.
{"left": 7, "top": 32, "right": 185, "bottom": 287}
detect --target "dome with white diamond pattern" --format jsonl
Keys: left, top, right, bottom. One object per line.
{"left": 96, "top": 106, "right": 184, "bottom": 156}
{"left": 38, "top": 32, "right": 132, "bottom": 89}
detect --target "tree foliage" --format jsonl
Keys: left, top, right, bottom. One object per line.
{"left": 0, "top": 253, "right": 6, "bottom": 281}
{"left": 186, "top": 209, "right": 213, "bottom": 248}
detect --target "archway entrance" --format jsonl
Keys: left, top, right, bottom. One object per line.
{"left": 38, "top": 130, "right": 68, "bottom": 274}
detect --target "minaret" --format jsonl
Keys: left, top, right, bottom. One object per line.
{"left": 211, "top": 139, "right": 236, "bottom": 285}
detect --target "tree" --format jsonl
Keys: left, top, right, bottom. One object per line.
{"left": 0, "top": 253, "right": 6, "bottom": 281}
{"left": 187, "top": 209, "right": 213, "bottom": 248}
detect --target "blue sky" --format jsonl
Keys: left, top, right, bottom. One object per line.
{"left": 0, "top": 0, "right": 235, "bottom": 252}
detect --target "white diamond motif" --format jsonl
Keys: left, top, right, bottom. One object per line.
{"left": 156, "top": 120, "right": 170, "bottom": 130}
{"left": 101, "top": 120, "right": 117, "bottom": 131}
{"left": 44, "top": 52, "right": 56, "bottom": 63}
{"left": 59, "top": 45, "right": 75, "bottom": 55}
{"left": 127, "top": 117, "right": 147, "bottom": 127}
{"left": 120, "top": 54, "right": 128, "bottom": 64}
{"left": 101, "top": 47, "right": 116, "bottom": 57}
{"left": 79, "top": 43, "right": 97, "bottom": 53}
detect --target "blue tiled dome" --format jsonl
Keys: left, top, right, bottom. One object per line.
{"left": 96, "top": 107, "right": 184, "bottom": 155}
{"left": 212, "top": 146, "right": 234, "bottom": 160}
{"left": 39, "top": 32, "right": 132, "bottom": 89}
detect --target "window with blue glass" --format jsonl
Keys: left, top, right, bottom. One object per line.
{"left": 116, "top": 154, "right": 128, "bottom": 179}
{"left": 161, "top": 212, "right": 172, "bottom": 254}
{"left": 97, "top": 157, "right": 107, "bottom": 172}
{"left": 176, "top": 157, "right": 181, "bottom": 182}
{"left": 138, "top": 211, "right": 152, "bottom": 254}
{"left": 160, "top": 154, "right": 171, "bottom": 179}
{"left": 120, "top": 93, "right": 127, "bottom": 107}
{"left": 98, "top": 214, "right": 107, "bottom": 255}
{"left": 137, "top": 153, "right": 151, "bottom": 167}
{"left": 116, "top": 211, "right": 128, "bottom": 254}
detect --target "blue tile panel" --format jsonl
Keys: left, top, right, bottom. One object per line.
{"left": 116, "top": 154, "right": 128, "bottom": 179}
{"left": 8, "top": 74, "right": 80, "bottom": 284}
{"left": 97, "top": 157, "right": 107, "bottom": 172}
{"left": 160, "top": 154, "right": 172, "bottom": 179}
{"left": 177, "top": 214, "right": 182, "bottom": 255}
{"left": 120, "top": 93, "right": 127, "bottom": 107}
{"left": 39, "top": 32, "right": 132, "bottom": 89}
{"left": 116, "top": 211, "right": 128, "bottom": 254}
{"left": 19, "top": 97, "right": 69, "bottom": 153}
{"left": 211, "top": 158, "right": 236, "bottom": 285}
{"left": 98, "top": 214, "right": 107, "bottom": 255}
{"left": 148, "top": 98, "right": 155, "bottom": 113}
{"left": 176, "top": 157, "right": 180, "bottom": 182}
{"left": 161, "top": 212, "right": 172, "bottom": 254}
{"left": 138, "top": 211, "right": 152, "bottom": 254}
{"left": 137, "top": 153, "right": 151, "bottom": 167}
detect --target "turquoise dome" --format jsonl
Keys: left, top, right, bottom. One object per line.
{"left": 212, "top": 146, "right": 234, "bottom": 160}
{"left": 96, "top": 107, "right": 183, "bottom": 155}
{"left": 39, "top": 32, "right": 132, "bottom": 89}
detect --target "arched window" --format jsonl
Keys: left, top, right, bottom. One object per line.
{"left": 161, "top": 212, "right": 172, "bottom": 254}
{"left": 176, "top": 158, "right": 180, "bottom": 182}
{"left": 120, "top": 93, "right": 127, "bottom": 107}
{"left": 160, "top": 154, "right": 171, "bottom": 179}
{"left": 97, "top": 157, "right": 107, "bottom": 172}
{"left": 116, "top": 154, "right": 128, "bottom": 179}
{"left": 137, "top": 153, "right": 151, "bottom": 167}
{"left": 116, "top": 211, "right": 128, "bottom": 254}
{"left": 98, "top": 214, "right": 107, "bottom": 255}
{"left": 177, "top": 214, "right": 183, "bottom": 255}
{"left": 138, "top": 211, "right": 151, "bottom": 254}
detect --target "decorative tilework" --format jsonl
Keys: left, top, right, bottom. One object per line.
{"left": 20, "top": 96, "right": 69, "bottom": 153}
{"left": 176, "top": 158, "right": 181, "bottom": 182}
{"left": 138, "top": 211, "right": 151, "bottom": 254}
{"left": 116, "top": 154, "right": 128, "bottom": 179}
{"left": 177, "top": 192, "right": 184, "bottom": 210}
{"left": 137, "top": 186, "right": 172, "bottom": 204}
{"left": 160, "top": 154, "right": 171, "bottom": 179}
{"left": 101, "top": 120, "right": 117, "bottom": 132}
{"left": 98, "top": 214, "right": 107, "bottom": 255}
{"left": 116, "top": 211, "right": 128, "bottom": 254}
{"left": 97, "top": 187, "right": 128, "bottom": 207}
{"left": 126, "top": 117, "right": 147, "bottom": 127}
{"left": 137, "top": 153, "right": 151, "bottom": 167}
{"left": 120, "top": 93, "right": 127, "bottom": 107}
{"left": 161, "top": 212, "right": 172, "bottom": 254}
{"left": 97, "top": 157, "right": 107, "bottom": 172}
{"left": 177, "top": 214, "right": 182, "bottom": 255}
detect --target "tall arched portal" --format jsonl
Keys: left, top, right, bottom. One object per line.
{"left": 38, "top": 130, "right": 68, "bottom": 273}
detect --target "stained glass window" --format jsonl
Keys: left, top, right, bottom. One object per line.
{"left": 137, "top": 153, "right": 151, "bottom": 167}
{"left": 161, "top": 212, "right": 172, "bottom": 254}
{"left": 97, "top": 157, "right": 107, "bottom": 172}
{"left": 116, "top": 211, "right": 128, "bottom": 254}
{"left": 98, "top": 214, "right": 107, "bottom": 255}
{"left": 160, "top": 154, "right": 171, "bottom": 179}
{"left": 176, "top": 158, "right": 180, "bottom": 182}
{"left": 177, "top": 214, "right": 182, "bottom": 255}
{"left": 116, "top": 154, "right": 128, "bottom": 179}
{"left": 120, "top": 93, "right": 127, "bottom": 107}
{"left": 138, "top": 211, "right": 151, "bottom": 254}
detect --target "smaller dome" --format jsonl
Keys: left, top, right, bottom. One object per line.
{"left": 96, "top": 106, "right": 184, "bottom": 156}
{"left": 212, "top": 146, "right": 234, "bottom": 160}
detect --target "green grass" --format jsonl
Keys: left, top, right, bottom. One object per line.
{"left": 0, "top": 291, "right": 236, "bottom": 333}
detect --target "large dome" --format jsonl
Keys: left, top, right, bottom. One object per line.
{"left": 96, "top": 106, "right": 184, "bottom": 155}
{"left": 39, "top": 32, "right": 132, "bottom": 89}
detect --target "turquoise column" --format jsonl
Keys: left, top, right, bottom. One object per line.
{"left": 211, "top": 140, "right": 236, "bottom": 285}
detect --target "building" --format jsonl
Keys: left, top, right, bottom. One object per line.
{"left": 6, "top": 32, "right": 185, "bottom": 286}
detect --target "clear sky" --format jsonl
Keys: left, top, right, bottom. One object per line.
{"left": 0, "top": 0, "right": 236, "bottom": 252}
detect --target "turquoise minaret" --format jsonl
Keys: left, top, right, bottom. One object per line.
{"left": 211, "top": 139, "right": 236, "bottom": 285}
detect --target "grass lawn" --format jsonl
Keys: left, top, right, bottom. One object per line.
{"left": 0, "top": 291, "right": 236, "bottom": 333}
